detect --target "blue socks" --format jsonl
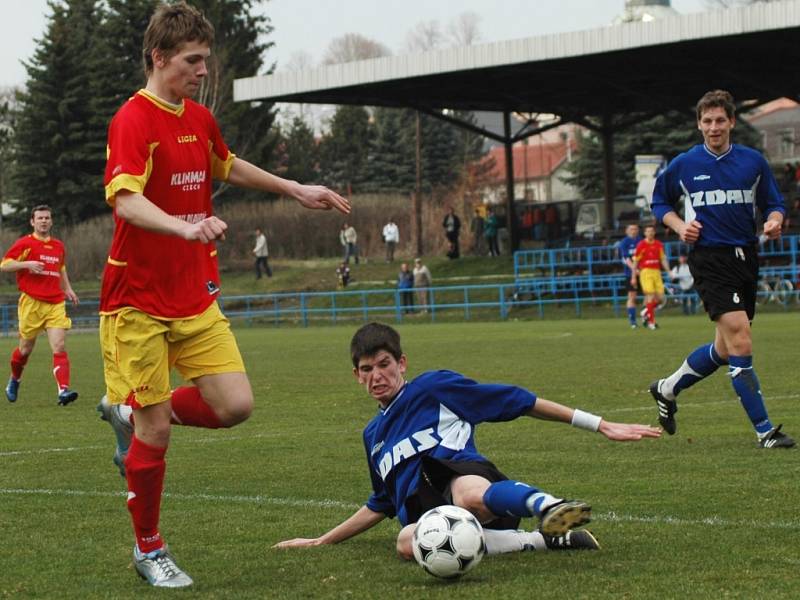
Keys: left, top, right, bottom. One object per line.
{"left": 627, "top": 307, "right": 636, "bottom": 325}
{"left": 483, "top": 481, "right": 559, "bottom": 518}
{"left": 660, "top": 343, "right": 727, "bottom": 400}
{"left": 728, "top": 355, "right": 772, "bottom": 436}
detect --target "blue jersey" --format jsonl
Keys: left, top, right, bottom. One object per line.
{"left": 651, "top": 144, "right": 785, "bottom": 248}
{"left": 362, "top": 370, "right": 536, "bottom": 525}
{"left": 617, "top": 235, "right": 642, "bottom": 277}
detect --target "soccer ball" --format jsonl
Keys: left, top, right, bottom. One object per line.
{"left": 411, "top": 505, "right": 486, "bottom": 579}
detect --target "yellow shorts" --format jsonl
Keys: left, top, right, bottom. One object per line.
{"left": 100, "top": 301, "right": 245, "bottom": 407}
{"left": 18, "top": 293, "right": 71, "bottom": 339}
{"left": 639, "top": 269, "right": 665, "bottom": 296}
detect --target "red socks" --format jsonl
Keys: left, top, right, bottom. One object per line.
{"left": 646, "top": 301, "right": 658, "bottom": 325}
{"left": 52, "top": 351, "right": 70, "bottom": 390}
{"left": 10, "top": 348, "right": 28, "bottom": 381}
{"left": 170, "top": 386, "right": 223, "bottom": 428}
{"left": 125, "top": 436, "right": 166, "bottom": 554}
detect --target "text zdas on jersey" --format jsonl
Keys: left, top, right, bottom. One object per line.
{"left": 686, "top": 189, "right": 754, "bottom": 206}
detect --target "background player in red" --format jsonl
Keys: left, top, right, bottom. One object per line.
{"left": 632, "top": 225, "right": 669, "bottom": 329}
{"left": 96, "top": 2, "right": 350, "bottom": 588}
{"left": 1, "top": 205, "right": 79, "bottom": 405}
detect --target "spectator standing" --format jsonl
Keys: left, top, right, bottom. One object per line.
{"left": 340, "top": 223, "right": 359, "bottom": 264}
{"left": 670, "top": 254, "right": 697, "bottom": 315}
{"left": 470, "top": 208, "right": 485, "bottom": 255}
{"left": 1, "top": 205, "right": 80, "bottom": 406}
{"left": 336, "top": 262, "right": 351, "bottom": 288}
{"left": 412, "top": 257, "right": 432, "bottom": 312}
{"left": 442, "top": 206, "right": 461, "bottom": 259}
{"left": 532, "top": 205, "right": 545, "bottom": 241}
{"left": 485, "top": 207, "right": 500, "bottom": 257}
{"left": 253, "top": 227, "right": 272, "bottom": 279}
{"left": 397, "top": 262, "right": 414, "bottom": 314}
{"left": 382, "top": 218, "right": 399, "bottom": 263}
{"left": 545, "top": 204, "right": 560, "bottom": 243}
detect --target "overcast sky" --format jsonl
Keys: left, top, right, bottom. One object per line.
{"left": 1, "top": 0, "right": 709, "bottom": 89}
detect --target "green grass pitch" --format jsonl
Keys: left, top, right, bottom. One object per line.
{"left": 1, "top": 314, "right": 798, "bottom": 598}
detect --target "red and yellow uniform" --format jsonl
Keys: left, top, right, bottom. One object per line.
{"left": 101, "top": 90, "right": 243, "bottom": 407}
{"left": 634, "top": 239, "right": 666, "bottom": 295}
{"left": 1, "top": 234, "right": 71, "bottom": 338}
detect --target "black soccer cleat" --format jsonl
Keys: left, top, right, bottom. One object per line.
{"left": 759, "top": 425, "right": 796, "bottom": 449}
{"left": 539, "top": 500, "right": 592, "bottom": 537}
{"left": 57, "top": 388, "right": 78, "bottom": 406}
{"left": 543, "top": 529, "right": 600, "bottom": 551}
{"left": 650, "top": 380, "right": 677, "bottom": 435}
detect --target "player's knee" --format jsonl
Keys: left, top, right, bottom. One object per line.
{"left": 218, "top": 393, "right": 253, "bottom": 427}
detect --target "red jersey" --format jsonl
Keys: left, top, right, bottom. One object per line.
{"left": 2, "top": 234, "right": 66, "bottom": 303}
{"left": 634, "top": 239, "right": 665, "bottom": 271}
{"left": 102, "top": 90, "right": 235, "bottom": 318}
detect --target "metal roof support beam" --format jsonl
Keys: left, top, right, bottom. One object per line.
{"left": 601, "top": 114, "right": 616, "bottom": 231}
{"left": 412, "top": 105, "right": 508, "bottom": 144}
{"left": 503, "top": 111, "right": 519, "bottom": 253}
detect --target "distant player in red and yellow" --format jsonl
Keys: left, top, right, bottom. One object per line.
{"left": 96, "top": 2, "right": 350, "bottom": 588}
{"left": 633, "top": 225, "right": 669, "bottom": 329}
{"left": 0, "top": 205, "right": 79, "bottom": 405}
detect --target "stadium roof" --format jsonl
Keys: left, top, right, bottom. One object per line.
{"left": 234, "top": 1, "right": 800, "bottom": 121}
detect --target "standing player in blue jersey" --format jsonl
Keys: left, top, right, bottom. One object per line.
{"left": 618, "top": 223, "right": 642, "bottom": 328}
{"left": 649, "top": 89, "right": 794, "bottom": 449}
{"left": 275, "top": 323, "right": 660, "bottom": 558}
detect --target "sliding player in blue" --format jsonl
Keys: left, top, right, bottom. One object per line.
{"left": 275, "top": 322, "right": 660, "bottom": 559}
{"left": 649, "top": 89, "right": 794, "bottom": 449}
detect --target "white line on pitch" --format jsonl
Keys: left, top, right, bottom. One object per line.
{"left": 0, "top": 487, "right": 798, "bottom": 530}
{"left": 604, "top": 393, "right": 800, "bottom": 415}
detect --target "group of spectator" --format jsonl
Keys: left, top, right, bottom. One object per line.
{"left": 519, "top": 204, "right": 561, "bottom": 242}
{"left": 396, "top": 257, "right": 432, "bottom": 314}
{"left": 444, "top": 205, "right": 501, "bottom": 258}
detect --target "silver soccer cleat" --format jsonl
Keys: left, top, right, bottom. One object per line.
{"left": 133, "top": 545, "right": 193, "bottom": 588}
{"left": 96, "top": 395, "right": 133, "bottom": 477}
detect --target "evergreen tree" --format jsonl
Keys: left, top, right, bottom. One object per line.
{"left": 13, "top": 0, "right": 103, "bottom": 226}
{"left": 318, "top": 105, "right": 372, "bottom": 193}
{"left": 366, "top": 107, "right": 415, "bottom": 193}
{"left": 280, "top": 115, "right": 319, "bottom": 184}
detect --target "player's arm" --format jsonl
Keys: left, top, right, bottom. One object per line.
{"left": 660, "top": 250, "right": 670, "bottom": 273}
{"left": 526, "top": 397, "right": 661, "bottom": 442}
{"left": 227, "top": 157, "right": 351, "bottom": 215}
{"left": 60, "top": 268, "right": 79, "bottom": 305}
{"left": 0, "top": 258, "right": 45, "bottom": 274}
{"left": 273, "top": 505, "right": 386, "bottom": 549}
{"left": 115, "top": 191, "right": 227, "bottom": 243}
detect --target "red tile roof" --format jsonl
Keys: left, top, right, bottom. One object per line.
{"left": 482, "top": 139, "right": 577, "bottom": 183}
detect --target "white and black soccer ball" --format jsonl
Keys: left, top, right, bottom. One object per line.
{"left": 411, "top": 505, "right": 486, "bottom": 579}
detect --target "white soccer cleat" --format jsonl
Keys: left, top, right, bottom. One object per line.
{"left": 97, "top": 395, "right": 133, "bottom": 477}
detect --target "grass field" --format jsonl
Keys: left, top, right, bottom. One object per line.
{"left": 1, "top": 315, "right": 798, "bottom": 599}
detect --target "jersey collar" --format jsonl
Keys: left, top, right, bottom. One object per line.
{"left": 702, "top": 143, "right": 734, "bottom": 161}
{"left": 137, "top": 89, "right": 186, "bottom": 117}
{"left": 380, "top": 382, "right": 407, "bottom": 414}
{"left": 31, "top": 233, "right": 51, "bottom": 242}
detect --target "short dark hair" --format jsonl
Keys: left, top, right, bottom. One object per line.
{"left": 350, "top": 322, "right": 403, "bottom": 368}
{"left": 30, "top": 204, "right": 52, "bottom": 219}
{"left": 696, "top": 89, "right": 735, "bottom": 121}
{"left": 143, "top": 2, "right": 214, "bottom": 77}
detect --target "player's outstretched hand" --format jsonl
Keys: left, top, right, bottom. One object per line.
{"left": 183, "top": 216, "right": 228, "bottom": 243}
{"left": 294, "top": 184, "right": 351, "bottom": 215}
{"left": 273, "top": 537, "right": 324, "bottom": 549}
{"left": 598, "top": 420, "right": 662, "bottom": 441}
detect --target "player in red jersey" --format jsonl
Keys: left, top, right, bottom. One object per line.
{"left": 1, "top": 205, "right": 79, "bottom": 405}
{"left": 632, "top": 225, "right": 670, "bottom": 329}
{"left": 96, "top": 2, "right": 350, "bottom": 588}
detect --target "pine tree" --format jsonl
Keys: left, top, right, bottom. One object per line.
{"left": 318, "top": 105, "right": 373, "bottom": 193}
{"left": 280, "top": 115, "right": 319, "bottom": 184}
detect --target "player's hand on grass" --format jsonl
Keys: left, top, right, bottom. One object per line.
{"left": 678, "top": 220, "right": 702, "bottom": 243}
{"left": 598, "top": 421, "right": 662, "bottom": 441}
{"left": 26, "top": 261, "right": 45, "bottom": 274}
{"left": 272, "top": 537, "right": 324, "bottom": 549}
{"left": 182, "top": 216, "right": 227, "bottom": 243}
{"left": 293, "top": 184, "right": 351, "bottom": 215}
